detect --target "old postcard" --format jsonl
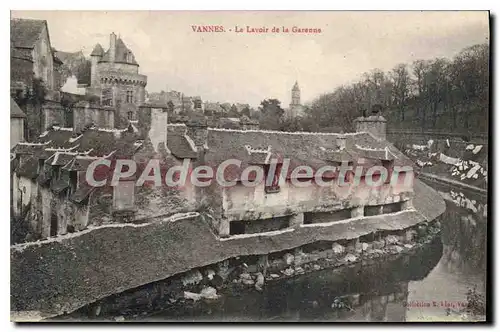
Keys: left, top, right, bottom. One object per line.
{"left": 10, "top": 10, "right": 489, "bottom": 323}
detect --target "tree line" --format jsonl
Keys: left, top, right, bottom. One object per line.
{"left": 257, "top": 43, "right": 489, "bottom": 134}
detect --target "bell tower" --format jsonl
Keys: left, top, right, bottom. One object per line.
{"left": 291, "top": 81, "right": 300, "bottom": 106}
{"left": 288, "top": 81, "right": 303, "bottom": 118}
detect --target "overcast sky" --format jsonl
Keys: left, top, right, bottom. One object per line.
{"left": 12, "top": 11, "right": 489, "bottom": 107}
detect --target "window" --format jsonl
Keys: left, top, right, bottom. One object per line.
{"left": 229, "top": 216, "right": 290, "bottom": 235}
{"left": 127, "top": 111, "right": 134, "bottom": 120}
{"left": 304, "top": 210, "right": 352, "bottom": 224}
{"left": 264, "top": 162, "right": 282, "bottom": 193}
{"left": 364, "top": 205, "right": 383, "bottom": 216}
{"left": 102, "top": 88, "right": 113, "bottom": 106}
{"left": 113, "top": 180, "right": 135, "bottom": 211}
{"left": 230, "top": 220, "right": 246, "bottom": 235}
{"left": 126, "top": 90, "right": 134, "bottom": 103}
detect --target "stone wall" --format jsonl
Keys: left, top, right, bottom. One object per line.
{"left": 222, "top": 176, "right": 413, "bottom": 224}
{"left": 97, "top": 62, "right": 140, "bottom": 75}
{"left": 31, "top": 24, "right": 54, "bottom": 90}
{"left": 73, "top": 104, "right": 115, "bottom": 132}
{"left": 42, "top": 102, "right": 65, "bottom": 130}
{"left": 11, "top": 56, "right": 33, "bottom": 87}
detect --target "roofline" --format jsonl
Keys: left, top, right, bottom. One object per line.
{"left": 97, "top": 60, "right": 139, "bottom": 66}
{"left": 207, "top": 127, "right": 365, "bottom": 136}
{"left": 13, "top": 19, "right": 52, "bottom": 54}
{"left": 11, "top": 54, "right": 34, "bottom": 62}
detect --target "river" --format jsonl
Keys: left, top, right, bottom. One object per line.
{"left": 142, "top": 181, "right": 487, "bottom": 322}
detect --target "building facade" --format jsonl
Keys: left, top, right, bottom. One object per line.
{"left": 10, "top": 18, "right": 68, "bottom": 141}
{"left": 10, "top": 18, "right": 55, "bottom": 91}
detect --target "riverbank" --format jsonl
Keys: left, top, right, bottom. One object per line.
{"left": 54, "top": 218, "right": 442, "bottom": 322}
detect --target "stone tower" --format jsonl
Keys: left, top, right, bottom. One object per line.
{"left": 288, "top": 81, "right": 304, "bottom": 118}
{"left": 90, "top": 43, "right": 104, "bottom": 88}
{"left": 291, "top": 81, "right": 300, "bottom": 106}
{"left": 86, "top": 32, "right": 148, "bottom": 128}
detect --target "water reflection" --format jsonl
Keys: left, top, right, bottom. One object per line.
{"left": 405, "top": 183, "right": 487, "bottom": 321}
{"left": 146, "top": 183, "right": 486, "bottom": 322}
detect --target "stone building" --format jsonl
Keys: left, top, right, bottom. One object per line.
{"left": 11, "top": 109, "right": 445, "bottom": 317}
{"left": 83, "top": 33, "right": 147, "bottom": 128}
{"left": 287, "top": 81, "right": 305, "bottom": 118}
{"left": 10, "top": 18, "right": 56, "bottom": 91}
{"left": 10, "top": 18, "right": 63, "bottom": 140}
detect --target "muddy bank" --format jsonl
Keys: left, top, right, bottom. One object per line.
{"left": 54, "top": 219, "right": 441, "bottom": 322}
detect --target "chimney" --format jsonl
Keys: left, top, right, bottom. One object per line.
{"left": 354, "top": 104, "right": 387, "bottom": 141}
{"left": 109, "top": 32, "right": 117, "bottom": 63}
{"left": 186, "top": 115, "right": 208, "bottom": 153}
{"left": 72, "top": 101, "right": 89, "bottom": 133}
{"left": 137, "top": 105, "right": 169, "bottom": 155}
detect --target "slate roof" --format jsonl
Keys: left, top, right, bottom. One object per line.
{"left": 54, "top": 50, "right": 85, "bottom": 63}
{"left": 205, "top": 128, "right": 412, "bottom": 181}
{"left": 167, "top": 134, "right": 198, "bottom": 159}
{"left": 14, "top": 120, "right": 412, "bottom": 187}
{"left": 14, "top": 126, "right": 142, "bottom": 181}
{"left": 51, "top": 179, "right": 68, "bottom": 194}
{"left": 10, "top": 18, "right": 46, "bottom": 49}
{"left": 10, "top": 98, "right": 26, "bottom": 118}
{"left": 100, "top": 38, "right": 138, "bottom": 65}
{"left": 90, "top": 43, "right": 104, "bottom": 57}
{"left": 323, "top": 149, "right": 354, "bottom": 163}
{"left": 247, "top": 151, "right": 271, "bottom": 165}
{"left": 63, "top": 156, "right": 101, "bottom": 172}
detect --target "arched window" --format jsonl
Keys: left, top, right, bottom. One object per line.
{"left": 127, "top": 111, "right": 134, "bottom": 120}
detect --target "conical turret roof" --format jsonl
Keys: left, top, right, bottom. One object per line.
{"left": 90, "top": 43, "right": 104, "bottom": 57}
